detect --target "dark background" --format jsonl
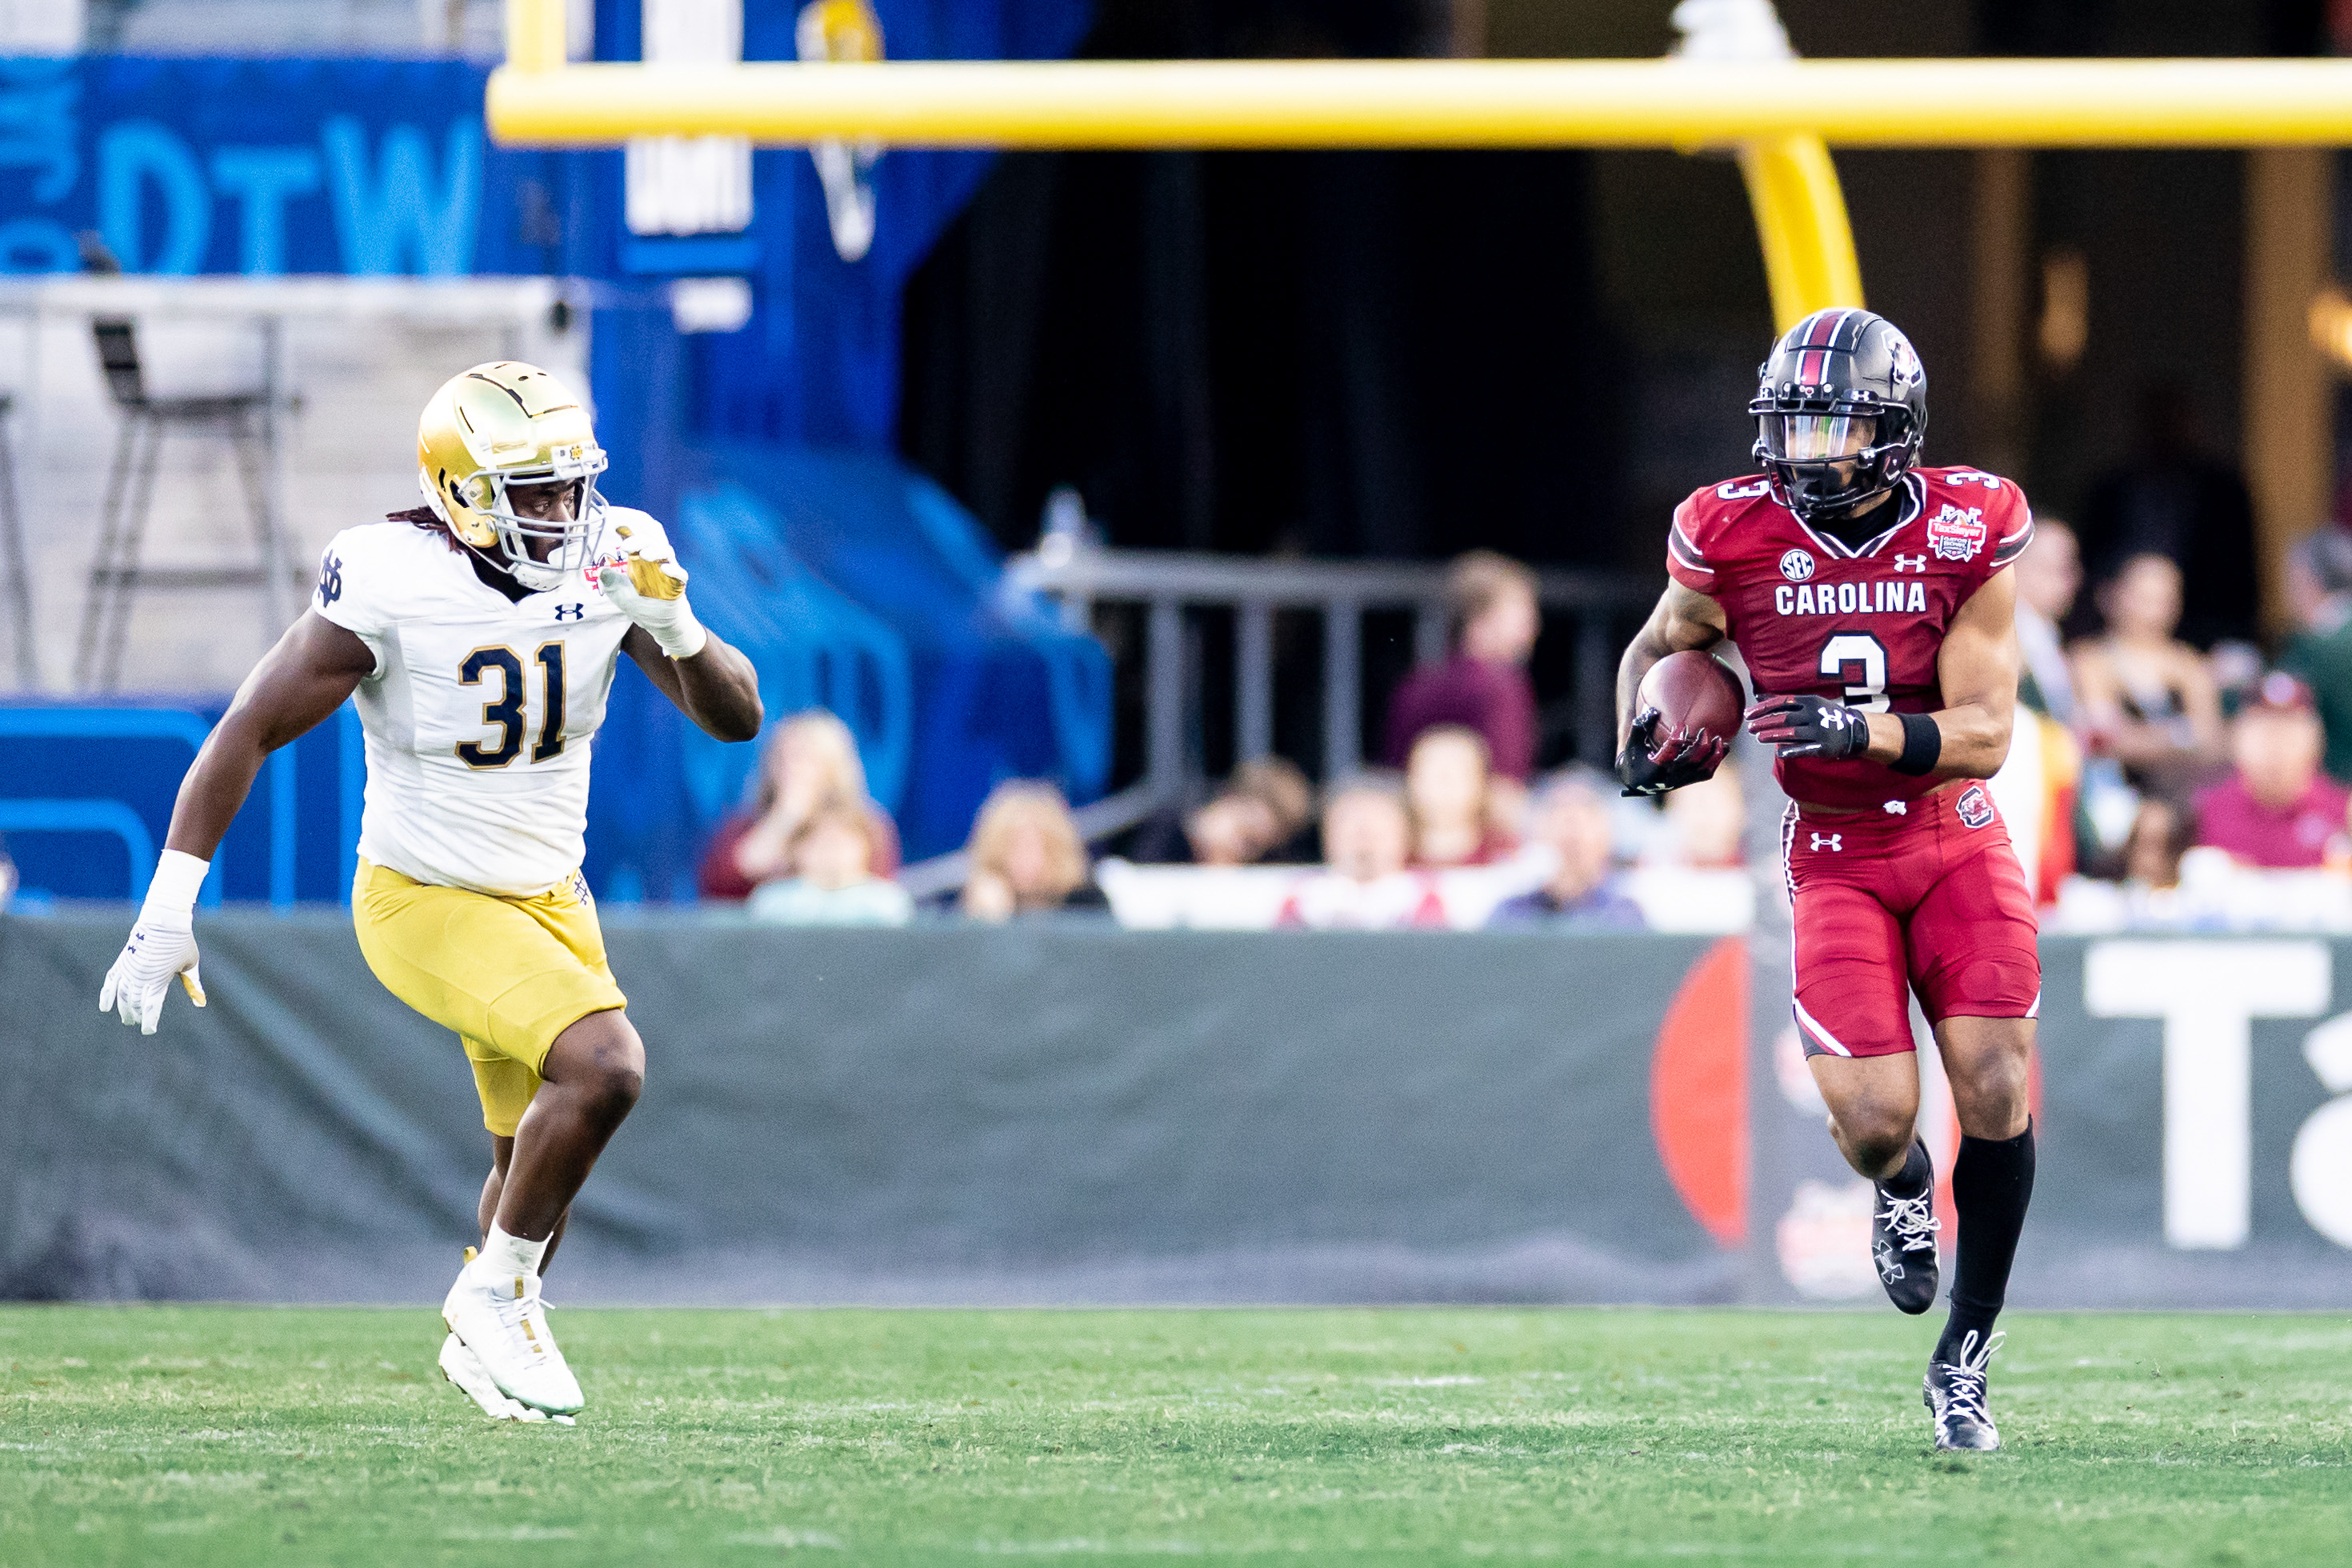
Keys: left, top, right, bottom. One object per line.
{"left": 898, "top": 0, "right": 2334, "bottom": 581}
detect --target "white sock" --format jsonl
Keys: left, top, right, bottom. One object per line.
{"left": 473, "top": 1224, "right": 549, "bottom": 1294}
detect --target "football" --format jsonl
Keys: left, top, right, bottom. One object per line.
{"left": 1636, "top": 649, "right": 1746, "bottom": 753}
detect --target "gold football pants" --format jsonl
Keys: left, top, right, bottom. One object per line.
{"left": 351, "top": 859, "right": 627, "bottom": 1136}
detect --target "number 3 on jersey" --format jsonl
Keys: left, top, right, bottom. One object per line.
{"left": 457, "top": 642, "right": 569, "bottom": 768}
{"left": 1819, "top": 632, "right": 1890, "bottom": 712}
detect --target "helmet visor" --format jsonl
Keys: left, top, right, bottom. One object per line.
{"left": 1759, "top": 413, "right": 1878, "bottom": 462}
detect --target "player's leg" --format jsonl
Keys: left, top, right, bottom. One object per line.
{"left": 490, "top": 1008, "right": 644, "bottom": 1244}
{"left": 1790, "top": 874, "right": 1943, "bottom": 1311}
{"left": 1908, "top": 838, "right": 2042, "bottom": 1451}
{"left": 477, "top": 1136, "right": 570, "bottom": 1275}
{"left": 1930, "top": 1015, "right": 2035, "bottom": 1357}
{"left": 352, "top": 862, "right": 626, "bottom": 1416}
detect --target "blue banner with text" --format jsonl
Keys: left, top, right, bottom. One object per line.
{"left": 0, "top": 57, "right": 538, "bottom": 277}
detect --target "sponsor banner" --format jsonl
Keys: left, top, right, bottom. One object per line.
{"left": 6, "top": 912, "right": 2351, "bottom": 1305}
{"left": 1746, "top": 935, "right": 2352, "bottom": 1307}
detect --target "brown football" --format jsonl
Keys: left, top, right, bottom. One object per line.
{"left": 1637, "top": 650, "right": 1746, "bottom": 750}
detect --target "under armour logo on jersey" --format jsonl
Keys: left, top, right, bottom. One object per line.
{"left": 1893, "top": 554, "right": 1927, "bottom": 572}
{"left": 553, "top": 603, "right": 585, "bottom": 622}
{"left": 1810, "top": 832, "right": 1842, "bottom": 852}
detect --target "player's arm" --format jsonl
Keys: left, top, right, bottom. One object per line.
{"left": 1749, "top": 566, "right": 2022, "bottom": 780}
{"left": 101, "top": 611, "right": 376, "bottom": 1033}
{"left": 1616, "top": 580, "right": 1728, "bottom": 746}
{"left": 1614, "top": 579, "right": 1731, "bottom": 795}
{"left": 619, "top": 625, "right": 762, "bottom": 742}
{"left": 168, "top": 613, "right": 376, "bottom": 857}
{"left": 594, "top": 516, "right": 762, "bottom": 742}
{"left": 1892, "top": 565, "right": 2021, "bottom": 778}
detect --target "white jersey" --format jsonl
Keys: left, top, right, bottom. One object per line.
{"left": 314, "top": 512, "right": 645, "bottom": 898}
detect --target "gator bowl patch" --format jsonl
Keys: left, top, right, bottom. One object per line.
{"left": 1926, "top": 504, "right": 1987, "bottom": 562}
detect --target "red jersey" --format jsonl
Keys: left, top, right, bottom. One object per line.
{"left": 1666, "top": 466, "right": 2033, "bottom": 812}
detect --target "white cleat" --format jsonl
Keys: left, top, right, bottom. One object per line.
{"left": 442, "top": 1259, "right": 586, "bottom": 1417}
{"left": 439, "top": 1331, "right": 542, "bottom": 1422}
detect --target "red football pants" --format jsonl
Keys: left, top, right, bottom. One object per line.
{"left": 1782, "top": 782, "right": 2042, "bottom": 1059}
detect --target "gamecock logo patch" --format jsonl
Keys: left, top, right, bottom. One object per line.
{"left": 1926, "top": 504, "right": 1987, "bottom": 562}
{"left": 1956, "top": 785, "right": 1994, "bottom": 830}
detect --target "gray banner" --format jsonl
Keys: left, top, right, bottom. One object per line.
{"left": 0, "top": 912, "right": 1726, "bottom": 1304}
{"left": 10, "top": 912, "right": 2352, "bottom": 1306}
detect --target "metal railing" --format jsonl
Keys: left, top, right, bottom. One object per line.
{"left": 1004, "top": 540, "right": 1656, "bottom": 803}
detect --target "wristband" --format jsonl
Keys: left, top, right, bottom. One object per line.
{"left": 1890, "top": 712, "right": 1942, "bottom": 776}
{"left": 145, "top": 850, "right": 211, "bottom": 915}
{"left": 652, "top": 600, "right": 708, "bottom": 661}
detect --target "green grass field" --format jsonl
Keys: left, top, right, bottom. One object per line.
{"left": 2, "top": 1306, "right": 2348, "bottom": 1566}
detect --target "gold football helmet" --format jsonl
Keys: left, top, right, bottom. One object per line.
{"left": 417, "top": 362, "right": 608, "bottom": 591}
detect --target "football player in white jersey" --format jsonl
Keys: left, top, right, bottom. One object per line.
{"left": 97, "top": 362, "right": 762, "bottom": 1422}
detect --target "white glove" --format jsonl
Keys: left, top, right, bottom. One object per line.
{"left": 98, "top": 850, "right": 210, "bottom": 1035}
{"left": 597, "top": 515, "right": 708, "bottom": 660}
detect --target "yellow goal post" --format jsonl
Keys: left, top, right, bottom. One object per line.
{"left": 490, "top": 0, "right": 2352, "bottom": 330}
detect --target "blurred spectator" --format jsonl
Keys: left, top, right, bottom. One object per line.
{"left": 2072, "top": 553, "right": 2224, "bottom": 798}
{"left": 1128, "top": 757, "right": 1318, "bottom": 866}
{"left": 1274, "top": 776, "right": 1446, "bottom": 930}
{"left": 698, "top": 711, "right": 901, "bottom": 901}
{"left": 746, "top": 802, "right": 914, "bottom": 927}
{"left": 2046, "top": 795, "right": 2198, "bottom": 934}
{"left": 2279, "top": 526, "right": 2352, "bottom": 782}
{"left": 1233, "top": 756, "right": 1318, "bottom": 861}
{"left": 1994, "top": 518, "right": 2086, "bottom": 902}
{"left": 2122, "top": 797, "right": 2191, "bottom": 893}
{"left": 1405, "top": 726, "right": 1517, "bottom": 868}
{"left": 2076, "top": 384, "right": 2259, "bottom": 648}
{"left": 1657, "top": 769, "right": 1746, "bottom": 869}
{"left": 2194, "top": 673, "right": 2349, "bottom": 869}
{"left": 1382, "top": 551, "right": 1541, "bottom": 823}
{"left": 2012, "top": 517, "right": 2081, "bottom": 724}
{"left": 1486, "top": 770, "right": 1645, "bottom": 930}
{"left": 960, "top": 782, "right": 1109, "bottom": 921}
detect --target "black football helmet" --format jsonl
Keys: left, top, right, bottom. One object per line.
{"left": 1749, "top": 307, "right": 1927, "bottom": 524}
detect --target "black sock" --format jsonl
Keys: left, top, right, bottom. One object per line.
{"left": 1880, "top": 1138, "right": 1930, "bottom": 1198}
{"left": 1934, "top": 1119, "right": 2036, "bottom": 1363}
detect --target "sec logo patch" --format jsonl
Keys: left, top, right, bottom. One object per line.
{"left": 1779, "top": 549, "right": 1816, "bottom": 582}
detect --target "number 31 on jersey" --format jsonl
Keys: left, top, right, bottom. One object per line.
{"left": 457, "top": 642, "right": 569, "bottom": 769}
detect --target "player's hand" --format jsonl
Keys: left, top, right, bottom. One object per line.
{"left": 597, "top": 516, "right": 708, "bottom": 660}
{"left": 98, "top": 905, "right": 206, "bottom": 1035}
{"left": 1617, "top": 706, "right": 1730, "bottom": 798}
{"left": 1746, "top": 694, "right": 1873, "bottom": 761}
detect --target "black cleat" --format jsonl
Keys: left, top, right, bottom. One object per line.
{"left": 1923, "top": 1330, "right": 2005, "bottom": 1451}
{"left": 1870, "top": 1141, "right": 1942, "bottom": 1314}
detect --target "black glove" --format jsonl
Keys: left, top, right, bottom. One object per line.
{"left": 1745, "top": 694, "right": 1873, "bottom": 761}
{"left": 1617, "top": 706, "right": 1730, "bottom": 798}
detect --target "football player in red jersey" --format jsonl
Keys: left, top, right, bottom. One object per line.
{"left": 1616, "top": 308, "right": 2037, "bottom": 1452}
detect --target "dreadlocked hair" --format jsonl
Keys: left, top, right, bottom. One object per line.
{"left": 389, "top": 505, "right": 465, "bottom": 554}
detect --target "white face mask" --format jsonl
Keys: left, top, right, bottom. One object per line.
{"left": 479, "top": 468, "right": 609, "bottom": 591}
